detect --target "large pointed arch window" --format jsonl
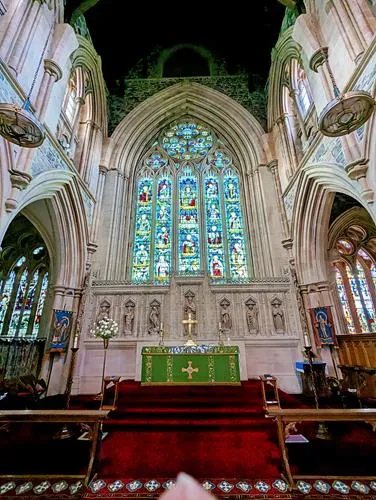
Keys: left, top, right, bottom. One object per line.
{"left": 131, "top": 120, "right": 250, "bottom": 283}
{"left": 334, "top": 236, "right": 376, "bottom": 333}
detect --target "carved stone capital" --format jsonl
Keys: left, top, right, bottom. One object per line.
{"left": 267, "top": 159, "right": 278, "bottom": 173}
{"left": 345, "top": 160, "right": 368, "bottom": 181}
{"left": 9, "top": 169, "right": 32, "bottom": 190}
{"left": 309, "top": 47, "right": 329, "bottom": 73}
{"left": 281, "top": 238, "right": 293, "bottom": 251}
{"left": 44, "top": 59, "right": 63, "bottom": 82}
{"left": 99, "top": 164, "right": 108, "bottom": 175}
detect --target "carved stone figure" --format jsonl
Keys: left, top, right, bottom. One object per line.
{"left": 271, "top": 298, "right": 285, "bottom": 332}
{"left": 220, "top": 298, "right": 232, "bottom": 334}
{"left": 124, "top": 300, "right": 135, "bottom": 335}
{"left": 148, "top": 300, "right": 161, "bottom": 335}
{"left": 245, "top": 298, "right": 259, "bottom": 334}
{"left": 96, "top": 300, "right": 110, "bottom": 325}
{"left": 184, "top": 290, "right": 196, "bottom": 320}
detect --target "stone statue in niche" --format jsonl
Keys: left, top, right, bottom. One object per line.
{"left": 183, "top": 290, "right": 197, "bottom": 336}
{"left": 123, "top": 300, "right": 135, "bottom": 336}
{"left": 96, "top": 300, "right": 111, "bottom": 325}
{"left": 245, "top": 298, "right": 259, "bottom": 334}
{"left": 148, "top": 300, "right": 161, "bottom": 335}
{"left": 220, "top": 298, "right": 232, "bottom": 334}
{"left": 271, "top": 297, "right": 285, "bottom": 333}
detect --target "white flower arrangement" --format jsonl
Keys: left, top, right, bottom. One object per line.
{"left": 90, "top": 318, "right": 119, "bottom": 340}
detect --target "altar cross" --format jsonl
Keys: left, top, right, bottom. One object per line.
{"left": 182, "top": 312, "right": 198, "bottom": 338}
{"left": 182, "top": 360, "right": 199, "bottom": 380}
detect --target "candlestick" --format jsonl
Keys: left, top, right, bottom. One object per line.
{"left": 73, "top": 333, "right": 80, "bottom": 349}
{"left": 303, "top": 332, "right": 311, "bottom": 348}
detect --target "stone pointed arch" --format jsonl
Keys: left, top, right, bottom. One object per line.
{"left": 109, "top": 81, "right": 267, "bottom": 175}
{"left": 2, "top": 170, "right": 90, "bottom": 290}
{"left": 291, "top": 163, "right": 372, "bottom": 284}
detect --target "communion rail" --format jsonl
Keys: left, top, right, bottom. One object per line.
{"left": 0, "top": 409, "right": 109, "bottom": 485}
{"left": 268, "top": 408, "right": 376, "bottom": 488}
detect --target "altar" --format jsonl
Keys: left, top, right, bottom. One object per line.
{"left": 141, "top": 345, "right": 241, "bottom": 385}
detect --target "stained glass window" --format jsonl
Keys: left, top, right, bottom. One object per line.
{"left": 130, "top": 121, "right": 250, "bottom": 282}
{"left": 335, "top": 266, "right": 355, "bottom": 333}
{"left": 335, "top": 243, "right": 376, "bottom": 334}
{"left": 0, "top": 249, "right": 49, "bottom": 338}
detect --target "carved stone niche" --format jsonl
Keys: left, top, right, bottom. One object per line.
{"left": 123, "top": 299, "right": 135, "bottom": 336}
{"left": 219, "top": 297, "right": 232, "bottom": 335}
{"left": 96, "top": 299, "right": 111, "bottom": 325}
{"left": 271, "top": 297, "right": 286, "bottom": 334}
{"left": 148, "top": 299, "right": 161, "bottom": 336}
{"left": 245, "top": 297, "right": 259, "bottom": 335}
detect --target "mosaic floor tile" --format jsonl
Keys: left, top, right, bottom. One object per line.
{"left": 144, "top": 479, "right": 160, "bottom": 492}
{"left": 255, "top": 480, "right": 270, "bottom": 493}
{"left": 351, "top": 481, "right": 370, "bottom": 494}
{"left": 202, "top": 480, "right": 216, "bottom": 491}
{"left": 313, "top": 480, "right": 331, "bottom": 494}
{"left": 0, "top": 482, "right": 15, "bottom": 495}
{"left": 332, "top": 480, "right": 350, "bottom": 494}
{"left": 273, "top": 479, "right": 289, "bottom": 492}
{"left": 16, "top": 482, "right": 33, "bottom": 495}
{"left": 236, "top": 481, "right": 252, "bottom": 493}
{"left": 51, "top": 480, "right": 68, "bottom": 493}
{"left": 217, "top": 480, "right": 234, "bottom": 493}
{"left": 69, "top": 481, "right": 83, "bottom": 495}
{"left": 89, "top": 479, "right": 106, "bottom": 493}
{"left": 33, "top": 481, "right": 50, "bottom": 494}
{"left": 108, "top": 480, "right": 124, "bottom": 492}
{"left": 163, "top": 480, "right": 176, "bottom": 490}
{"left": 126, "top": 480, "right": 142, "bottom": 492}
{"left": 296, "top": 480, "right": 312, "bottom": 494}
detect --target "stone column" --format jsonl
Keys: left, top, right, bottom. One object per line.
{"left": 345, "top": 160, "right": 374, "bottom": 205}
{"left": 35, "top": 58, "right": 63, "bottom": 121}
{"left": 275, "top": 114, "right": 296, "bottom": 178}
{"left": 267, "top": 160, "right": 290, "bottom": 239}
{"left": 309, "top": 47, "right": 336, "bottom": 101}
{"left": 89, "top": 164, "right": 107, "bottom": 244}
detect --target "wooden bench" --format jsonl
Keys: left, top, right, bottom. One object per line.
{"left": 0, "top": 409, "right": 109, "bottom": 485}
{"left": 268, "top": 408, "right": 376, "bottom": 488}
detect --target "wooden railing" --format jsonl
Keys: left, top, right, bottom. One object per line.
{"left": 268, "top": 408, "right": 376, "bottom": 488}
{"left": 337, "top": 334, "right": 376, "bottom": 397}
{"left": 0, "top": 410, "right": 109, "bottom": 485}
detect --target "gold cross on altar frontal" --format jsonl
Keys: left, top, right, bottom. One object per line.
{"left": 182, "top": 360, "right": 199, "bottom": 380}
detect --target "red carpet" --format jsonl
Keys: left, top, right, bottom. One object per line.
{"left": 100, "top": 380, "right": 282, "bottom": 478}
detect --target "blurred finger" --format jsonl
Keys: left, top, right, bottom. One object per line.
{"left": 159, "top": 473, "right": 216, "bottom": 499}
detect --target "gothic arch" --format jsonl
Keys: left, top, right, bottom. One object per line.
{"left": 1, "top": 171, "right": 89, "bottom": 290}
{"left": 291, "top": 163, "right": 370, "bottom": 284}
{"left": 267, "top": 27, "right": 302, "bottom": 128}
{"left": 110, "top": 81, "right": 266, "bottom": 176}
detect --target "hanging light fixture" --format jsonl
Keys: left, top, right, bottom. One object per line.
{"left": 0, "top": 27, "right": 53, "bottom": 148}
{"left": 313, "top": 47, "right": 375, "bottom": 138}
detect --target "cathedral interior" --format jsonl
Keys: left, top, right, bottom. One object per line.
{"left": 0, "top": 0, "right": 376, "bottom": 494}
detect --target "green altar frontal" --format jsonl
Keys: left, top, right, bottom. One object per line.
{"left": 141, "top": 345, "right": 241, "bottom": 385}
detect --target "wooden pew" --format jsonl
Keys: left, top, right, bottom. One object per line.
{"left": 0, "top": 409, "right": 109, "bottom": 485}
{"left": 268, "top": 408, "right": 376, "bottom": 488}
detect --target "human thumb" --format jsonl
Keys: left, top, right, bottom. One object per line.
{"left": 159, "top": 473, "right": 216, "bottom": 499}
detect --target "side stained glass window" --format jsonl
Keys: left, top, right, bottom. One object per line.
{"left": 32, "top": 273, "right": 49, "bottom": 336}
{"left": 356, "top": 259, "right": 376, "bottom": 331}
{"left": 335, "top": 266, "right": 355, "bottom": 333}
{"left": 130, "top": 121, "right": 250, "bottom": 282}
{"left": 178, "top": 168, "right": 200, "bottom": 274}
{"left": 0, "top": 271, "right": 16, "bottom": 331}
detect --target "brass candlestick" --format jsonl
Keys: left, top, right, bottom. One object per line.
{"left": 95, "top": 338, "right": 109, "bottom": 408}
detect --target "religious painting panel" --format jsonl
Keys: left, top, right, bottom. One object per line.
{"left": 204, "top": 174, "right": 226, "bottom": 279}
{"left": 223, "top": 170, "right": 248, "bottom": 279}
{"left": 154, "top": 175, "right": 172, "bottom": 281}
{"left": 178, "top": 169, "right": 200, "bottom": 274}
{"left": 309, "top": 306, "right": 337, "bottom": 347}
{"left": 50, "top": 309, "right": 73, "bottom": 352}
{"left": 132, "top": 177, "right": 154, "bottom": 282}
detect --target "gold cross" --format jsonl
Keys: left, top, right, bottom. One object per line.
{"left": 182, "top": 312, "right": 198, "bottom": 338}
{"left": 182, "top": 360, "right": 199, "bottom": 380}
